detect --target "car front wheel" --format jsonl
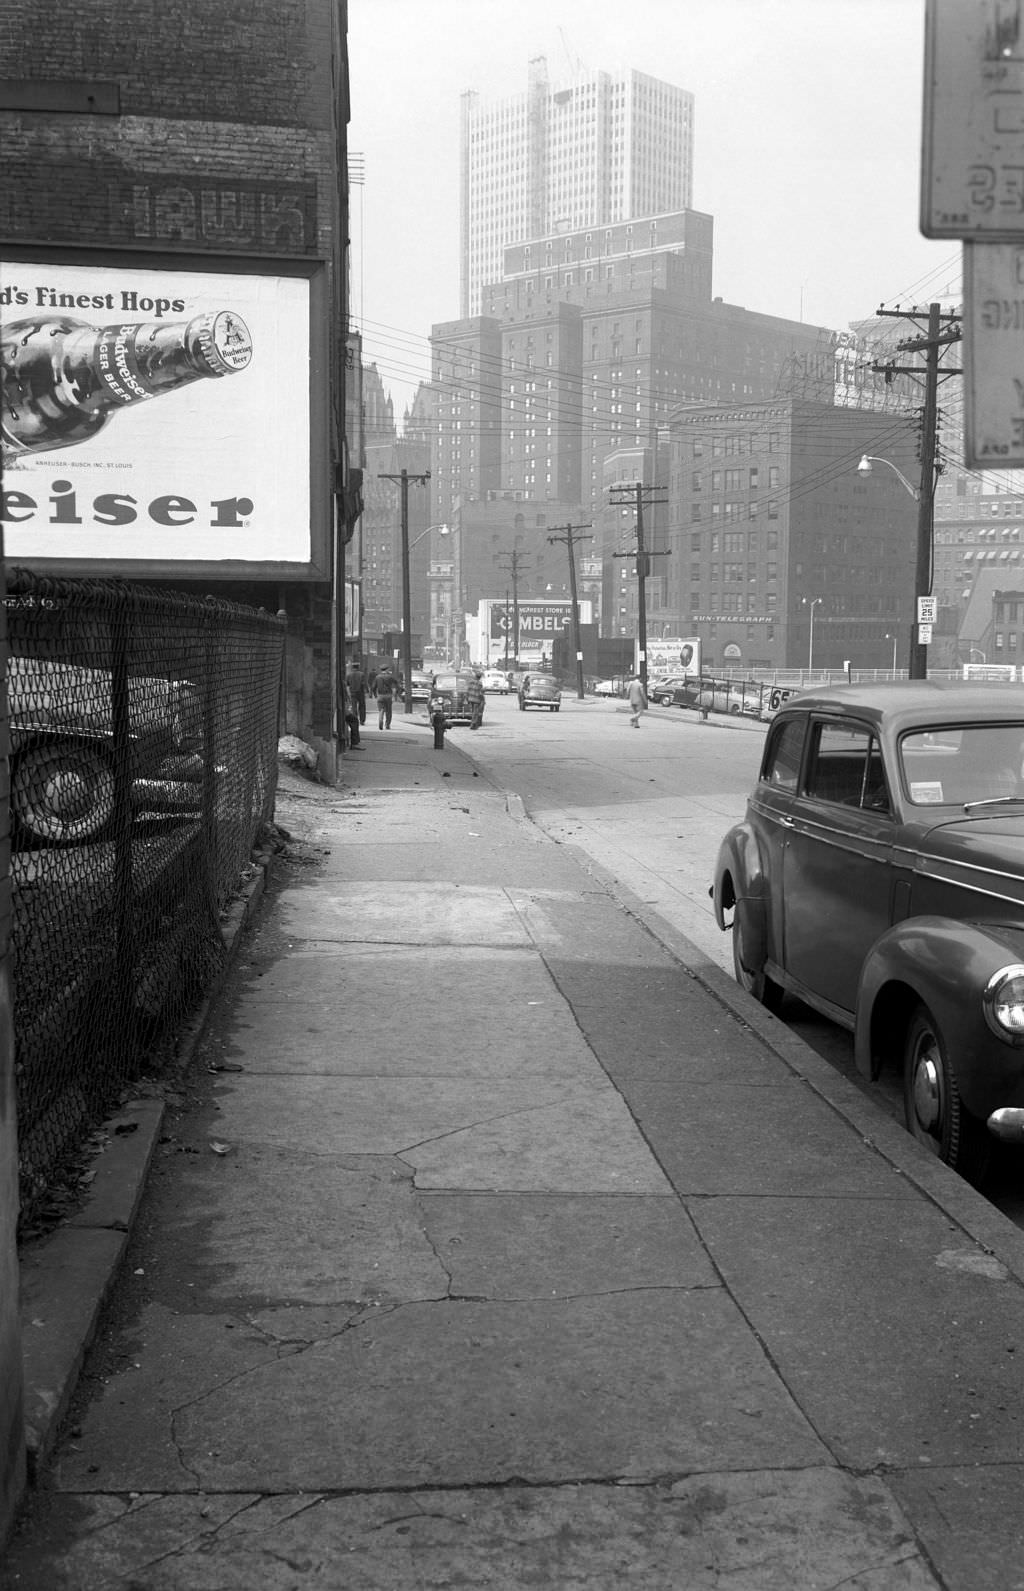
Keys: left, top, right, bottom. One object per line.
{"left": 12, "top": 740, "right": 117, "bottom": 845}
{"left": 902, "top": 1002, "right": 990, "bottom": 1182}
{"left": 655, "top": 693, "right": 673, "bottom": 706}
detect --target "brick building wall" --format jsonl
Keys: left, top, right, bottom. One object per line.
{"left": 0, "top": 0, "right": 351, "bottom": 754}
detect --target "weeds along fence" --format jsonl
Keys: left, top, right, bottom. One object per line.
{"left": 6, "top": 570, "right": 285, "bottom": 1233}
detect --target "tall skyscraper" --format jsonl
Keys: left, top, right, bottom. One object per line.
{"left": 460, "top": 56, "right": 694, "bottom": 318}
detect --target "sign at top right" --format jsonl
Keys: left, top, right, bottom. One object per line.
{"left": 922, "top": 0, "right": 1024, "bottom": 238}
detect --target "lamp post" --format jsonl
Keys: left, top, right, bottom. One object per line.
{"left": 885, "top": 631, "right": 898, "bottom": 676}
{"left": 857, "top": 452, "right": 928, "bottom": 681}
{"left": 802, "top": 596, "right": 821, "bottom": 672}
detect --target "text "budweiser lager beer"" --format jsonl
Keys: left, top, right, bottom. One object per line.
{"left": 0, "top": 310, "right": 253, "bottom": 462}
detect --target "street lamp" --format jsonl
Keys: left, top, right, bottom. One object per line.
{"left": 857, "top": 454, "right": 920, "bottom": 500}
{"left": 857, "top": 454, "right": 931, "bottom": 681}
{"left": 802, "top": 596, "right": 821, "bottom": 672}
{"left": 884, "top": 631, "right": 898, "bottom": 675}
{"left": 407, "top": 523, "right": 450, "bottom": 688}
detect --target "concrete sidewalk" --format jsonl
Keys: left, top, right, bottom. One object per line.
{"left": 7, "top": 720, "right": 1024, "bottom": 1588}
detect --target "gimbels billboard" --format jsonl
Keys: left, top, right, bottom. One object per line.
{"left": 478, "top": 597, "right": 593, "bottom": 664}
{"left": 0, "top": 253, "right": 330, "bottom": 578}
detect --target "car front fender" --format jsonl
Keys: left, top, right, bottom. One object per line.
{"left": 855, "top": 915, "right": 1024, "bottom": 1115}
{"left": 712, "top": 821, "right": 768, "bottom": 931}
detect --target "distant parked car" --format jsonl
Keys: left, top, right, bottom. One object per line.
{"left": 481, "top": 669, "right": 511, "bottom": 694}
{"left": 648, "top": 676, "right": 702, "bottom": 708}
{"left": 404, "top": 669, "right": 435, "bottom": 703}
{"left": 518, "top": 674, "right": 562, "bottom": 712}
{"left": 712, "top": 682, "right": 1024, "bottom": 1181}
{"left": 592, "top": 678, "right": 626, "bottom": 697}
{"left": 7, "top": 657, "right": 207, "bottom": 847}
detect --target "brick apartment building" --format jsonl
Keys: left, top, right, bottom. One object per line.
{"left": 669, "top": 401, "right": 921, "bottom": 673}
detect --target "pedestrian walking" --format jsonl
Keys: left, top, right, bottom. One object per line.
{"left": 627, "top": 673, "right": 647, "bottom": 727}
{"left": 346, "top": 659, "right": 367, "bottom": 724}
{"left": 466, "top": 669, "right": 485, "bottom": 730}
{"left": 374, "top": 666, "right": 396, "bottom": 729}
{"left": 342, "top": 681, "right": 362, "bottom": 748}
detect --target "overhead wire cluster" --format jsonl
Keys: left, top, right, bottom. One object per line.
{"left": 354, "top": 244, "right": 1024, "bottom": 516}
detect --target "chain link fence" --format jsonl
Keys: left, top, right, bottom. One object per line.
{"left": 7, "top": 569, "right": 285, "bottom": 1232}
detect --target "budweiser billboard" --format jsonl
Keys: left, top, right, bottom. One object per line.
{"left": 0, "top": 257, "right": 321, "bottom": 572}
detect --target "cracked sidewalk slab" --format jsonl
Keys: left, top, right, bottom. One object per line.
{"left": 203, "top": 1074, "right": 671, "bottom": 1194}
{"left": 52, "top": 1292, "right": 827, "bottom": 1495}
{"left": 226, "top": 944, "right": 599, "bottom": 1082}
{"left": 7, "top": 1469, "right": 942, "bottom": 1590}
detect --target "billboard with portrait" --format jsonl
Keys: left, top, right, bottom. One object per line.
{"left": 0, "top": 255, "right": 327, "bottom": 576}
{"left": 646, "top": 636, "right": 702, "bottom": 676}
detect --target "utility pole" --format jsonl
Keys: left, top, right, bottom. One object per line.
{"left": 380, "top": 467, "right": 430, "bottom": 713}
{"left": 547, "top": 521, "right": 592, "bottom": 699}
{"left": 503, "top": 589, "right": 511, "bottom": 671}
{"left": 496, "top": 549, "right": 529, "bottom": 669}
{"left": 872, "top": 303, "right": 961, "bottom": 680}
{"left": 609, "top": 481, "right": 668, "bottom": 692}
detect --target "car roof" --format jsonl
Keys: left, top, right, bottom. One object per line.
{"left": 777, "top": 681, "right": 1024, "bottom": 733}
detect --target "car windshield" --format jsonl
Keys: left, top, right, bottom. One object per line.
{"left": 901, "top": 723, "right": 1024, "bottom": 807}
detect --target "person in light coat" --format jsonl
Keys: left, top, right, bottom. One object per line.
{"left": 627, "top": 674, "right": 647, "bottom": 727}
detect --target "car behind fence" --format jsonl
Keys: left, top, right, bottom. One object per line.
{"left": 7, "top": 569, "right": 285, "bottom": 1234}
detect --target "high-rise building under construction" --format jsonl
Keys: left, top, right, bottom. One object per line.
{"left": 460, "top": 56, "right": 694, "bottom": 318}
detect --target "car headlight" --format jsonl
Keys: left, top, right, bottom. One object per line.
{"left": 983, "top": 964, "right": 1024, "bottom": 1042}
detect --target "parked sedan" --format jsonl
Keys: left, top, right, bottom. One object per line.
{"left": 406, "top": 669, "right": 435, "bottom": 703}
{"left": 518, "top": 674, "right": 562, "bottom": 712}
{"left": 7, "top": 657, "right": 207, "bottom": 846}
{"left": 648, "top": 676, "right": 701, "bottom": 708}
{"left": 712, "top": 683, "right": 1024, "bottom": 1181}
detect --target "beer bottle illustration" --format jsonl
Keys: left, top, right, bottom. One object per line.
{"left": 1, "top": 310, "right": 253, "bottom": 461}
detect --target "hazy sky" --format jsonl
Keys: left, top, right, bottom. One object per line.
{"left": 348, "top": 0, "right": 957, "bottom": 417}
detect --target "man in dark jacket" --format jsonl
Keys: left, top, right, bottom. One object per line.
{"left": 374, "top": 666, "right": 396, "bottom": 729}
{"left": 346, "top": 659, "right": 367, "bottom": 724}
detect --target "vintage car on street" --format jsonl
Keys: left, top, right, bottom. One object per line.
{"left": 592, "top": 678, "right": 626, "bottom": 698}
{"left": 711, "top": 683, "right": 1024, "bottom": 1181}
{"left": 7, "top": 656, "right": 208, "bottom": 847}
{"left": 481, "top": 669, "right": 511, "bottom": 694}
{"left": 403, "top": 668, "right": 435, "bottom": 703}
{"left": 518, "top": 674, "right": 562, "bottom": 712}
{"left": 649, "top": 675, "right": 702, "bottom": 708}
{"left": 428, "top": 669, "right": 479, "bottom": 727}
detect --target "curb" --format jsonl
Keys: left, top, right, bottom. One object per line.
{"left": 16, "top": 848, "right": 273, "bottom": 1480}
{"left": 552, "top": 833, "right": 1024, "bottom": 1288}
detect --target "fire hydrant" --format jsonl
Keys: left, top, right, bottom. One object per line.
{"left": 430, "top": 702, "right": 446, "bottom": 750}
